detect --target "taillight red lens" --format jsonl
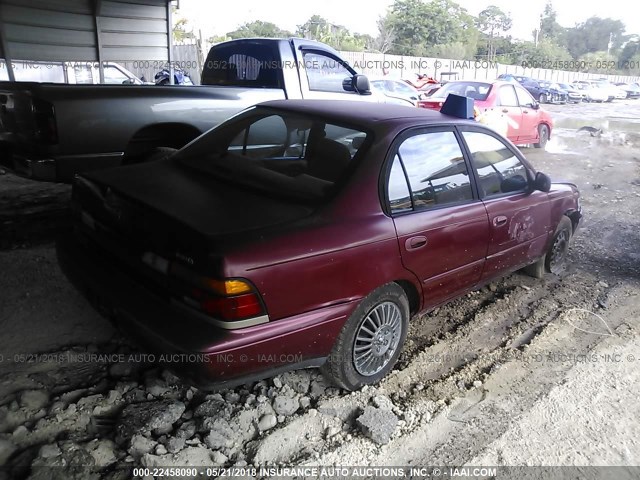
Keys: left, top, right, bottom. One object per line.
{"left": 199, "top": 292, "right": 264, "bottom": 320}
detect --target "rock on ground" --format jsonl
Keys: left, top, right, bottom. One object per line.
{"left": 356, "top": 406, "right": 398, "bottom": 445}
{"left": 116, "top": 401, "right": 185, "bottom": 443}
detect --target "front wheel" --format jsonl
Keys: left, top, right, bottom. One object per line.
{"left": 545, "top": 217, "right": 573, "bottom": 274}
{"left": 534, "top": 124, "right": 549, "bottom": 149}
{"left": 322, "top": 283, "right": 409, "bottom": 391}
{"left": 539, "top": 93, "right": 548, "bottom": 103}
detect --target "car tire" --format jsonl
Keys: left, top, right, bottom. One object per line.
{"left": 545, "top": 217, "right": 573, "bottom": 275}
{"left": 322, "top": 283, "right": 409, "bottom": 391}
{"left": 539, "top": 93, "right": 547, "bottom": 103}
{"left": 534, "top": 124, "right": 549, "bottom": 149}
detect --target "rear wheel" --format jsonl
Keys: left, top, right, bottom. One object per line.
{"left": 322, "top": 283, "right": 409, "bottom": 391}
{"left": 545, "top": 217, "right": 573, "bottom": 274}
{"left": 534, "top": 124, "right": 549, "bottom": 149}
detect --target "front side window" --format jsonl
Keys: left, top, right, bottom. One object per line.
{"left": 178, "top": 110, "right": 368, "bottom": 201}
{"left": 462, "top": 131, "right": 529, "bottom": 197}
{"left": 388, "top": 131, "right": 473, "bottom": 212}
{"left": 303, "top": 51, "right": 353, "bottom": 93}
{"left": 102, "top": 66, "right": 129, "bottom": 84}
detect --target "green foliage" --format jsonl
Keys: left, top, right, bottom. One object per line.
{"left": 507, "top": 40, "right": 572, "bottom": 65}
{"left": 173, "top": 17, "right": 195, "bottom": 43}
{"left": 384, "top": 0, "right": 479, "bottom": 56}
{"left": 207, "top": 34, "right": 230, "bottom": 45}
{"left": 564, "top": 17, "right": 625, "bottom": 58}
{"left": 296, "top": 15, "right": 366, "bottom": 51}
{"left": 226, "top": 21, "right": 292, "bottom": 40}
{"left": 476, "top": 5, "right": 512, "bottom": 61}
{"left": 619, "top": 39, "right": 640, "bottom": 65}
{"left": 539, "top": 1, "right": 565, "bottom": 42}
{"left": 578, "top": 51, "right": 618, "bottom": 73}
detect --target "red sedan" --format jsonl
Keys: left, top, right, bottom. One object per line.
{"left": 418, "top": 80, "right": 553, "bottom": 149}
{"left": 57, "top": 99, "right": 580, "bottom": 391}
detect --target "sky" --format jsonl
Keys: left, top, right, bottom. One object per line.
{"left": 176, "top": 0, "right": 640, "bottom": 43}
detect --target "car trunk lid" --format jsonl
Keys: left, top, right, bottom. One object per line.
{"left": 75, "top": 157, "right": 313, "bottom": 265}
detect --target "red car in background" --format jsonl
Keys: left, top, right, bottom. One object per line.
{"left": 419, "top": 80, "right": 553, "bottom": 149}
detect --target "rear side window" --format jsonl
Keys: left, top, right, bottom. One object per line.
{"left": 178, "top": 111, "right": 368, "bottom": 201}
{"left": 202, "top": 43, "right": 282, "bottom": 88}
{"left": 498, "top": 85, "right": 518, "bottom": 106}
{"left": 462, "top": 131, "right": 529, "bottom": 197}
{"left": 387, "top": 131, "right": 473, "bottom": 213}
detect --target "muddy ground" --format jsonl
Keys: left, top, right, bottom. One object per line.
{"left": 0, "top": 99, "right": 639, "bottom": 478}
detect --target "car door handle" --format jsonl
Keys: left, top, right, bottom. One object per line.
{"left": 405, "top": 236, "right": 428, "bottom": 251}
{"left": 523, "top": 110, "right": 529, "bottom": 114}
{"left": 501, "top": 109, "right": 509, "bottom": 113}
{"left": 493, "top": 215, "right": 508, "bottom": 227}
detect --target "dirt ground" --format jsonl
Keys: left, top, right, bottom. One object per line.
{"left": 0, "top": 99, "right": 639, "bottom": 478}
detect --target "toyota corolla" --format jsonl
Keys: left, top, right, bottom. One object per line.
{"left": 57, "top": 99, "right": 581, "bottom": 390}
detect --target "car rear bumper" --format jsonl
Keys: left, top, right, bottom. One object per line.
{"left": 56, "top": 231, "right": 354, "bottom": 388}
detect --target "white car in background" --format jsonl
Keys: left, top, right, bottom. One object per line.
{"left": 572, "top": 81, "right": 611, "bottom": 102}
{"left": 594, "top": 80, "right": 628, "bottom": 100}
{"left": 370, "top": 77, "right": 422, "bottom": 106}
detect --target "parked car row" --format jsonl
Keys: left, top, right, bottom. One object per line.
{"left": 498, "top": 74, "right": 638, "bottom": 103}
{"left": 418, "top": 80, "right": 553, "bottom": 150}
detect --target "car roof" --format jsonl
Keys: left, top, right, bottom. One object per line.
{"left": 256, "top": 99, "right": 476, "bottom": 129}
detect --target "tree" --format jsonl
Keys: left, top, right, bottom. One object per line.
{"left": 226, "top": 21, "right": 292, "bottom": 40}
{"left": 619, "top": 38, "right": 640, "bottom": 65}
{"left": 173, "top": 17, "right": 195, "bottom": 43}
{"left": 507, "top": 39, "right": 571, "bottom": 66}
{"left": 371, "top": 15, "right": 396, "bottom": 54}
{"left": 578, "top": 51, "right": 618, "bottom": 73}
{"left": 383, "top": 0, "right": 479, "bottom": 57}
{"left": 539, "top": 1, "right": 564, "bottom": 43}
{"left": 296, "top": 15, "right": 366, "bottom": 51}
{"left": 476, "top": 5, "right": 512, "bottom": 62}
{"left": 564, "top": 17, "right": 625, "bottom": 58}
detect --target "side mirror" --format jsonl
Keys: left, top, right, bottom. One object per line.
{"left": 343, "top": 74, "right": 371, "bottom": 95}
{"left": 354, "top": 74, "right": 371, "bottom": 95}
{"left": 122, "top": 78, "right": 135, "bottom": 85}
{"left": 531, "top": 102, "right": 540, "bottom": 110}
{"left": 533, "top": 171, "right": 551, "bottom": 192}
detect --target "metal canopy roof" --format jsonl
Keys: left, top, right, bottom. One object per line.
{"left": 0, "top": 0, "right": 173, "bottom": 81}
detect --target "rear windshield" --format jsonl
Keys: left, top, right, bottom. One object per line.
{"left": 177, "top": 109, "right": 369, "bottom": 202}
{"left": 432, "top": 82, "right": 492, "bottom": 101}
{"left": 201, "top": 42, "right": 282, "bottom": 88}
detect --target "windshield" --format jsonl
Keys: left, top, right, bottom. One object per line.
{"left": 176, "top": 109, "right": 369, "bottom": 202}
{"left": 432, "top": 82, "right": 492, "bottom": 101}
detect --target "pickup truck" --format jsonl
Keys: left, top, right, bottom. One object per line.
{"left": 0, "top": 38, "right": 377, "bottom": 182}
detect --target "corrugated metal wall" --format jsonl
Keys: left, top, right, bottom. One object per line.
{"left": 0, "top": 0, "right": 170, "bottom": 62}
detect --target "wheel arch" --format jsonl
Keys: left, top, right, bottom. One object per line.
{"left": 393, "top": 279, "right": 421, "bottom": 316}
{"left": 123, "top": 123, "right": 202, "bottom": 163}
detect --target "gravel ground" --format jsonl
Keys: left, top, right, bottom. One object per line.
{"left": 0, "top": 99, "right": 639, "bottom": 478}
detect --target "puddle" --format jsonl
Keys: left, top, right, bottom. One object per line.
{"left": 554, "top": 118, "right": 640, "bottom": 132}
{"left": 546, "top": 128, "right": 636, "bottom": 155}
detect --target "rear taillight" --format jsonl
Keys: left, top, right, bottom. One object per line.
{"left": 167, "top": 261, "right": 266, "bottom": 322}
{"left": 32, "top": 99, "right": 58, "bottom": 144}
